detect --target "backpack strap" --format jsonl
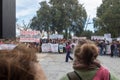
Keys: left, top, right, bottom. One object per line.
{"left": 67, "top": 71, "right": 82, "bottom": 80}
{"left": 109, "top": 73, "right": 111, "bottom": 80}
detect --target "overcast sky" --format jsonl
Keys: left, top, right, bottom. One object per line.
{"left": 16, "top": 0, "right": 102, "bottom": 31}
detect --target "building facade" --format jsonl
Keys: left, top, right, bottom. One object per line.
{"left": 0, "top": 0, "right": 16, "bottom": 39}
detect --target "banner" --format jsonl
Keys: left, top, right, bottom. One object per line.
{"left": 58, "top": 44, "right": 64, "bottom": 53}
{"left": 50, "top": 44, "right": 58, "bottom": 52}
{"left": 0, "top": 44, "right": 16, "bottom": 50}
{"left": 104, "top": 33, "right": 111, "bottom": 38}
{"left": 91, "top": 36, "right": 104, "bottom": 40}
{"left": 50, "top": 34, "right": 63, "bottom": 39}
{"left": 117, "top": 38, "right": 120, "bottom": 41}
{"left": 20, "top": 30, "right": 41, "bottom": 42}
{"left": 106, "top": 45, "right": 111, "bottom": 54}
{"left": 72, "top": 36, "right": 87, "bottom": 40}
{"left": 41, "top": 43, "right": 51, "bottom": 52}
{"left": 41, "top": 43, "right": 58, "bottom": 52}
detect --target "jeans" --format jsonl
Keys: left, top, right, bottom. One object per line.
{"left": 65, "top": 51, "right": 73, "bottom": 62}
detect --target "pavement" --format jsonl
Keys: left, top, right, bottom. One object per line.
{"left": 37, "top": 53, "right": 120, "bottom": 80}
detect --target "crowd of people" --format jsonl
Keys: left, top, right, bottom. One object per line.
{"left": 0, "top": 38, "right": 120, "bottom": 57}
{"left": 0, "top": 38, "right": 120, "bottom": 80}
{"left": 93, "top": 39, "right": 120, "bottom": 57}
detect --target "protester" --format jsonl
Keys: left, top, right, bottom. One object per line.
{"left": 98, "top": 41, "right": 104, "bottom": 55}
{"left": 65, "top": 42, "right": 73, "bottom": 62}
{"left": 0, "top": 44, "right": 47, "bottom": 80}
{"left": 110, "top": 41, "right": 115, "bottom": 57}
{"left": 61, "top": 40, "right": 118, "bottom": 80}
{"left": 117, "top": 41, "right": 120, "bottom": 57}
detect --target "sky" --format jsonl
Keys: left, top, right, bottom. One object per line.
{"left": 16, "top": 0, "right": 102, "bottom": 32}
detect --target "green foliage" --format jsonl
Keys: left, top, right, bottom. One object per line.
{"left": 30, "top": 0, "right": 87, "bottom": 39}
{"left": 81, "top": 30, "right": 93, "bottom": 39}
{"left": 94, "top": 0, "right": 120, "bottom": 37}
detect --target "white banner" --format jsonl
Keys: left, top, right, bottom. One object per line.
{"left": 41, "top": 43, "right": 58, "bottom": 52}
{"left": 91, "top": 36, "right": 104, "bottom": 40}
{"left": 72, "top": 36, "right": 87, "bottom": 39}
{"left": 117, "top": 38, "right": 120, "bottom": 41}
{"left": 50, "top": 44, "right": 58, "bottom": 52}
{"left": 106, "top": 45, "right": 111, "bottom": 54}
{"left": 41, "top": 43, "right": 51, "bottom": 52}
{"left": 104, "top": 33, "right": 111, "bottom": 38}
{"left": 0, "top": 44, "right": 16, "bottom": 50}
{"left": 50, "top": 34, "right": 63, "bottom": 39}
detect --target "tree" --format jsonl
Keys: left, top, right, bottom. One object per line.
{"left": 22, "top": 20, "right": 31, "bottom": 31}
{"left": 81, "top": 30, "right": 93, "bottom": 39}
{"left": 30, "top": 0, "right": 87, "bottom": 39}
{"left": 94, "top": 0, "right": 120, "bottom": 37}
{"left": 30, "top": 1, "right": 52, "bottom": 32}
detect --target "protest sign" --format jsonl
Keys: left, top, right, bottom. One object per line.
{"left": 41, "top": 43, "right": 58, "bottom": 52}
{"left": 0, "top": 44, "right": 16, "bottom": 50}
{"left": 20, "top": 30, "right": 41, "bottom": 42}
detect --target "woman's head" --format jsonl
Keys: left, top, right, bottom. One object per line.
{"left": 0, "top": 44, "right": 46, "bottom": 80}
{"left": 74, "top": 40, "right": 94, "bottom": 57}
{"left": 73, "top": 40, "right": 99, "bottom": 69}
{"left": 78, "top": 43, "right": 99, "bottom": 65}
